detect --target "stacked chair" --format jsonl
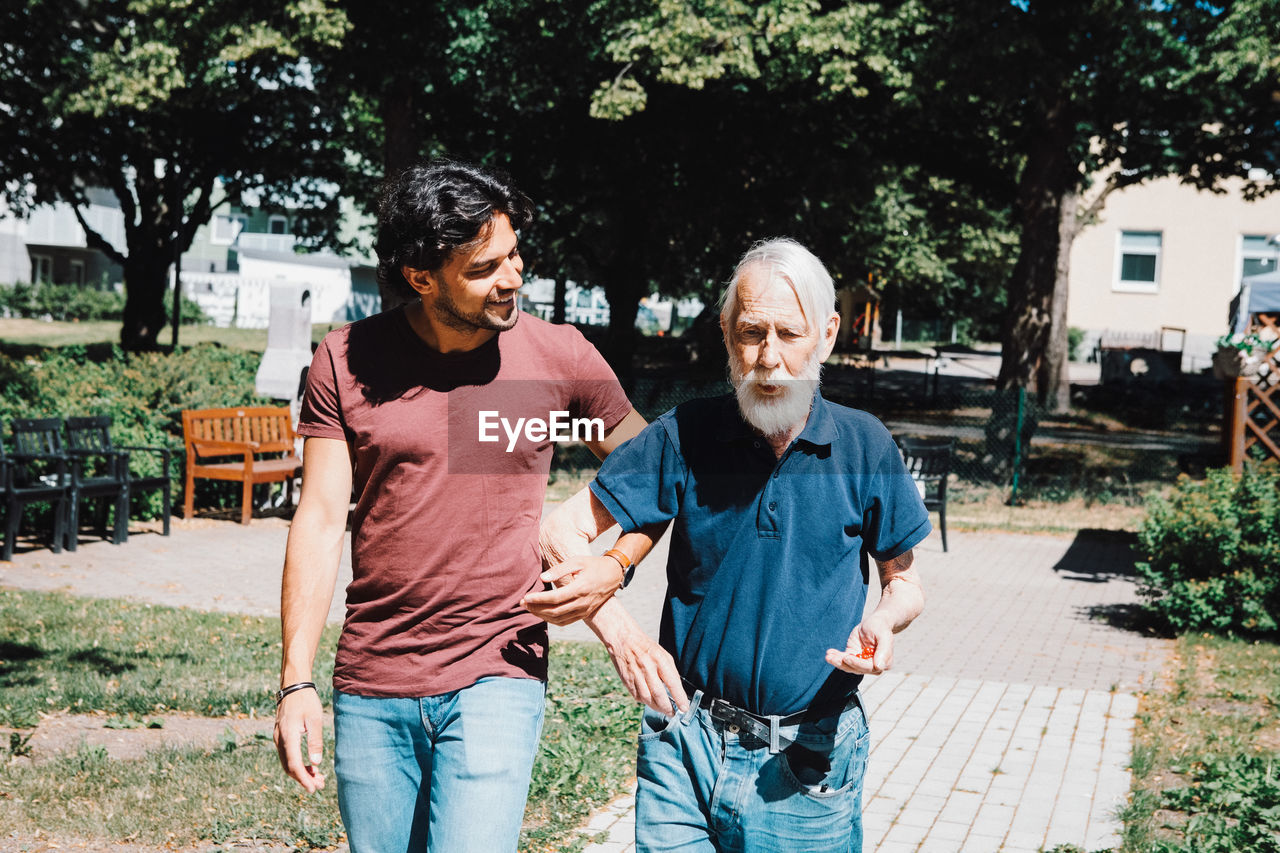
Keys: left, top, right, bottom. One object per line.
{"left": 0, "top": 416, "right": 172, "bottom": 559}
{"left": 1, "top": 419, "right": 70, "bottom": 561}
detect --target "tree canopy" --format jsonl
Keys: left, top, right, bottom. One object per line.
{"left": 585, "top": 0, "right": 1280, "bottom": 403}
{"left": 0, "top": 0, "right": 350, "bottom": 350}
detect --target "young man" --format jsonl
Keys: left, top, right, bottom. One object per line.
{"left": 273, "top": 159, "right": 646, "bottom": 853}
{"left": 535, "top": 238, "right": 929, "bottom": 852}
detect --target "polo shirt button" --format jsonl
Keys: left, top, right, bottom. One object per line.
{"left": 772, "top": 470, "right": 779, "bottom": 478}
{"left": 753, "top": 441, "right": 760, "bottom": 448}
{"left": 768, "top": 501, "right": 777, "bottom": 511}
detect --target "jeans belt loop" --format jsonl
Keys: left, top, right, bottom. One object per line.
{"left": 683, "top": 690, "right": 703, "bottom": 726}
{"left": 768, "top": 714, "right": 781, "bottom": 754}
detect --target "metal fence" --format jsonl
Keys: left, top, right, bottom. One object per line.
{"left": 585, "top": 361, "right": 1224, "bottom": 507}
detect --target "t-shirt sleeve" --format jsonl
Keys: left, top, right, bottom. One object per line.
{"left": 297, "top": 334, "right": 348, "bottom": 441}
{"left": 567, "top": 329, "right": 633, "bottom": 431}
{"left": 862, "top": 440, "right": 932, "bottom": 560}
{"left": 589, "top": 418, "right": 684, "bottom": 532}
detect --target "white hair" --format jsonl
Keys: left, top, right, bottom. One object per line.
{"left": 719, "top": 238, "right": 835, "bottom": 333}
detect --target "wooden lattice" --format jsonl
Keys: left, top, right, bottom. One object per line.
{"left": 1227, "top": 312, "right": 1280, "bottom": 469}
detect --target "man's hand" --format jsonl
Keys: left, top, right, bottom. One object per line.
{"left": 274, "top": 689, "right": 327, "bottom": 792}
{"left": 588, "top": 599, "right": 689, "bottom": 716}
{"left": 828, "top": 549, "right": 924, "bottom": 676}
{"left": 521, "top": 555, "right": 623, "bottom": 625}
{"left": 825, "top": 612, "right": 896, "bottom": 676}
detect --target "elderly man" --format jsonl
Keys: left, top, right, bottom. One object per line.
{"left": 531, "top": 238, "right": 929, "bottom": 852}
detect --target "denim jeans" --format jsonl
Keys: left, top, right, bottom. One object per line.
{"left": 333, "top": 677, "right": 546, "bottom": 853}
{"left": 635, "top": 691, "right": 869, "bottom": 853}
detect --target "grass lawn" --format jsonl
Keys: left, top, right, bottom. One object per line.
{"left": 0, "top": 588, "right": 638, "bottom": 852}
{"left": 1116, "top": 633, "right": 1280, "bottom": 853}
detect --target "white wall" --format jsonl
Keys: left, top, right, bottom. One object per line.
{"left": 1068, "top": 176, "right": 1280, "bottom": 369}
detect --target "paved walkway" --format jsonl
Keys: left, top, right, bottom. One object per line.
{"left": 0, "top": 516, "right": 1171, "bottom": 853}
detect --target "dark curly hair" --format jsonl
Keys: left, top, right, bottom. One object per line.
{"left": 374, "top": 159, "right": 534, "bottom": 301}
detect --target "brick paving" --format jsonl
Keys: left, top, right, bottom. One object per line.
{"left": 0, "top": 514, "right": 1171, "bottom": 853}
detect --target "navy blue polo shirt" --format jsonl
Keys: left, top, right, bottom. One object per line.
{"left": 590, "top": 391, "right": 930, "bottom": 716}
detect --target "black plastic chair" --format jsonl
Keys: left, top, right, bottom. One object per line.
{"left": 11, "top": 417, "right": 129, "bottom": 551}
{"left": 66, "top": 416, "right": 172, "bottom": 537}
{"left": 898, "top": 435, "right": 955, "bottom": 552}
{"left": 2, "top": 420, "right": 70, "bottom": 560}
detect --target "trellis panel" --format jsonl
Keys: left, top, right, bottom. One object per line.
{"left": 1227, "top": 312, "right": 1280, "bottom": 470}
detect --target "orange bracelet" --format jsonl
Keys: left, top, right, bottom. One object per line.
{"left": 603, "top": 548, "right": 631, "bottom": 589}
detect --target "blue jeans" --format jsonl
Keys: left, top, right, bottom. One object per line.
{"left": 333, "top": 677, "right": 546, "bottom": 853}
{"left": 636, "top": 691, "right": 869, "bottom": 853}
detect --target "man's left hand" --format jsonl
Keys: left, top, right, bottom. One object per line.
{"left": 521, "top": 555, "right": 623, "bottom": 625}
{"left": 825, "top": 614, "right": 895, "bottom": 675}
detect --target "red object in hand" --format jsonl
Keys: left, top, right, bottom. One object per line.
{"left": 857, "top": 646, "right": 875, "bottom": 660}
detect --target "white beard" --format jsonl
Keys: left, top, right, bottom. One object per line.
{"left": 729, "top": 352, "right": 822, "bottom": 438}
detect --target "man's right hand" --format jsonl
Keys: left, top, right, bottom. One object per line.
{"left": 274, "top": 688, "right": 327, "bottom": 792}
{"left": 587, "top": 598, "right": 689, "bottom": 717}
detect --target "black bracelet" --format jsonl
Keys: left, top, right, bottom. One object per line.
{"left": 275, "top": 681, "right": 317, "bottom": 705}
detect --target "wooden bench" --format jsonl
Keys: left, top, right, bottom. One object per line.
{"left": 182, "top": 406, "right": 303, "bottom": 524}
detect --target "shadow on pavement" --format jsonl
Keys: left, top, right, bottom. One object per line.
{"left": 1054, "top": 529, "right": 1175, "bottom": 637}
{"left": 1052, "top": 528, "right": 1140, "bottom": 582}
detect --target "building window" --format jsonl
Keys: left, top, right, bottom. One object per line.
{"left": 211, "top": 214, "right": 248, "bottom": 245}
{"left": 1114, "top": 230, "right": 1161, "bottom": 293}
{"left": 268, "top": 215, "right": 289, "bottom": 235}
{"left": 1241, "top": 234, "right": 1279, "bottom": 280}
{"left": 31, "top": 254, "right": 53, "bottom": 283}
{"left": 69, "top": 259, "right": 85, "bottom": 286}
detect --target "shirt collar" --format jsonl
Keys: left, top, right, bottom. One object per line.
{"left": 715, "top": 388, "right": 838, "bottom": 448}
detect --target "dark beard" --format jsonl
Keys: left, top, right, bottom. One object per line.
{"left": 433, "top": 286, "right": 519, "bottom": 333}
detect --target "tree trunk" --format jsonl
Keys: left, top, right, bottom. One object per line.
{"left": 120, "top": 253, "right": 176, "bottom": 352}
{"left": 553, "top": 274, "right": 567, "bottom": 325}
{"left": 601, "top": 271, "right": 645, "bottom": 392}
{"left": 376, "top": 77, "right": 425, "bottom": 314}
{"left": 997, "top": 105, "right": 1079, "bottom": 411}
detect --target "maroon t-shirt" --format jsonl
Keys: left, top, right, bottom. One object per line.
{"left": 298, "top": 307, "right": 632, "bottom": 697}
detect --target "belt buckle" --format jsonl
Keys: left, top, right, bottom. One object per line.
{"left": 707, "top": 699, "right": 754, "bottom": 733}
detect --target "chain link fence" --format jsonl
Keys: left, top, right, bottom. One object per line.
{"left": 560, "top": 357, "right": 1224, "bottom": 508}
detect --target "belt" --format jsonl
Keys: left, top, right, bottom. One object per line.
{"left": 694, "top": 691, "right": 854, "bottom": 754}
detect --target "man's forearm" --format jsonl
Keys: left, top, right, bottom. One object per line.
{"left": 279, "top": 514, "right": 344, "bottom": 686}
{"left": 870, "top": 552, "right": 925, "bottom": 633}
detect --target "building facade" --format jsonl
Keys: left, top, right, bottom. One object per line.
{"left": 1067, "top": 175, "right": 1280, "bottom": 371}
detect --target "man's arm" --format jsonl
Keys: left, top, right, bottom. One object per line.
{"left": 523, "top": 485, "right": 664, "bottom": 624}
{"left": 273, "top": 437, "right": 352, "bottom": 793}
{"left": 583, "top": 407, "right": 647, "bottom": 459}
{"left": 522, "top": 406, "right": 660, "bottom": 625}
{"left": 826, "top": 549, "right": 925, "bottom": 676}
{"left": 587, "top": 597, "right": 688, "bottom": 716}
{"left": 526, "top": 485, "right": 688, "bottom": 715}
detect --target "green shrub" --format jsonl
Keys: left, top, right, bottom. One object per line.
{"left": 0, "top": 281, "right": 209, "bottom": 325}
{"left": 0, "top": 344, "right": 270, "bottom": 518}
{"left": 1136, "top": 462, "right": 1280, "bottom": 635}
{"left": 1067, "top": 325, "right": 1086, "bottom": 362}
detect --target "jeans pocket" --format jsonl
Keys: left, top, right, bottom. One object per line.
{"left": 639, "top": 707, "right": 674, "bottom": 742}
{"left": 780, "top": 715, "right": 869, "bottom": 799}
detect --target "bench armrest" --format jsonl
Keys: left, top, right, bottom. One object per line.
{"left": 9, "top": 451, "right": 70, "bottom": 486}
{"left": 119, "top": 444, "right": 174, "bottom": 469}
{"left": 66, "top": 447, "right": 131, "bottom": 482}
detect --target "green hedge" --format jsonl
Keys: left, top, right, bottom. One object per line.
{"left": 1136, "top": 461, "right": 1280, "bottom": 636}
{"left": 0, "top": 344, "right": 271, "bottom": 518}
{"left": 0, "top": 281, "right": 209, "bottom": 325}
